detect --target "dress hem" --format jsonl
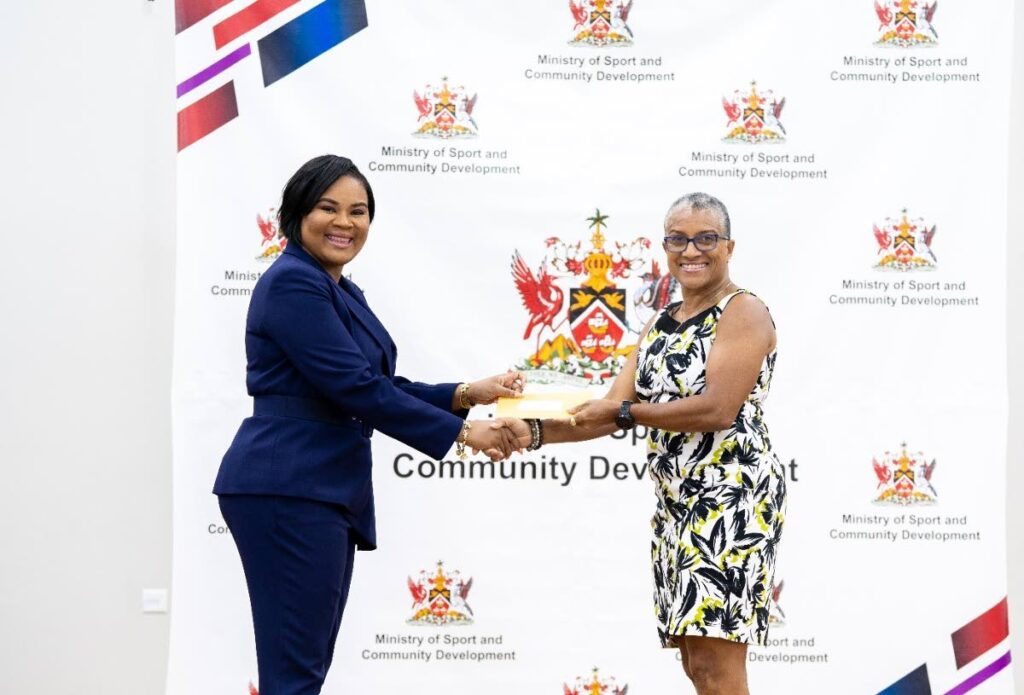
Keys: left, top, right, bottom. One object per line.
{"left": 658, "top": 627, "right": 767, "bottom": 649}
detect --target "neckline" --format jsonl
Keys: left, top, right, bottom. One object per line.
{"left": 655, "top": 302, "right": 716, "bottom": 333}
{"left": 655, "top": 289, "right": 747, "bottom": 334}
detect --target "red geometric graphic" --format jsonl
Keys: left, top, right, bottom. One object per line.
{"left": 176, "top": 0, "right": 233, "bottom": 33}
{"left": 213, "top": 0, "right": 302, "bottom": 49}
{"left": 951, "top": 598, "right": 1009, "bottom": 669}
{"left": 177, "top": 82, "right": 239, "bottom": 151}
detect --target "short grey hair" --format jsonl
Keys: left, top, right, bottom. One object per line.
{"left": 664, "top": 192, "right": 731, "bottom": 238}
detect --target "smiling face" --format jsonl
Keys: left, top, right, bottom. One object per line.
{"left": 663, "top": 206, "right": 734, "bottom": 294}
{"left": 299, "top": 175, "right": 371, "bottom": 280}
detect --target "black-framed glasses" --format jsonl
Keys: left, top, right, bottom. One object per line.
{"left": 662, "top": 233, "right": 729, "bottom": 253}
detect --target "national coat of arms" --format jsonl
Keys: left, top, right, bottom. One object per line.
{"left": 722, "top": 82, "right": 786, "bottom": 144}
{"left": 874, "top": 0, "right": 938, "bottom": 47}
{"left": 512, "top": 209, "right": 672, "bottom": 385}
{"left": 413, "top": 77, "right": 478, "bottom": 139}
{"left": 256, "top": 208, "right": 287, "bottom": 262}
{"left": 633, "top": 260, "right": 679, "bottom": 325}
{"left": 569, "top": 0, "right": 633, "bottom": 46}
{"left": 769, "top": 580, "right": 786, "bottom": 627}
{"left": 564, "top": 668, "right": 628, "bottom": 695}
{"left": 407, "top": 561, "right": 474, "bottom": 626}
{"left": 872, "top": 443, "right": 938, "bottom": 505}
{"left": 873, "top": 209, "right": 937, "bottom": 271}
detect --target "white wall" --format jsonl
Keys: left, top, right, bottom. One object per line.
{"left": 0, "top": 2, "right": 1019, "bottom": 693}
{"left": 0, "top": 2, "right": 175, "bottom": 692}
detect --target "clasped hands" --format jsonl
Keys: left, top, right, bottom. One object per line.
{"left": 466, "top": 418, "right": 531, "bottom": 462}
{"left": 462, "top": 371, "right": 620, "bottom": 461}
{"left": 461, "top": 370, "right": 527, "bottom": 461}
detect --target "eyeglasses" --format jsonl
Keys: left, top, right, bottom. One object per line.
{"left": 662, "top": 233, "right": 729, "bottom": 253}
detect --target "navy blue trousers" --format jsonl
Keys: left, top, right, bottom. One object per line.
{"left": 219, "top": 495, "right": 357, "bottom": 695}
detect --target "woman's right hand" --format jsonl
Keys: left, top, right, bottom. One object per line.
{"left": 465, "top": 419, "right": 523, "bottom": 461}
{"left": 494, "top": 418, "right": 532, "bottom": 450}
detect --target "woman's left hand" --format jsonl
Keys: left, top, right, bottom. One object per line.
{"left": 467, "top": 370, "right": 526, "bottom": 406}
{"left": 567, "top": 398, "right": 620, "bottom": 428}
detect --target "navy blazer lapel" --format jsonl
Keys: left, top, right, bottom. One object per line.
{"left": 338, "top": 277, "right": 396, "bottom": 375}
{"left": 283, "top": 243, "right": 396, "bottom": 374}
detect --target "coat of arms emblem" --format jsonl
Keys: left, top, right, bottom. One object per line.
{"left": 874, "top": 209, "right": 937, "bottom": 271}
{"left": 569, "top": 0, "right": 633, "bottom": 46}
{"left": 564, "top": 667, "right": 628, "bottom": 695}
{"left": 407, "top": 561, "right": 474, "bottom": 626}
{"left": 874, "top": 0, "right": 938, "bottom": 47}
{"left": 722, "top": 82, "right": 786, "bottom": 144}
{"left": 512, "top": 209, "right": 671, "bottom": 385}
{"left": 256, "top": 208, "right": 287, "bottom": 262}
{"left": 769, "top": 580, "right": 786, "bottom": 627}
{"left": 872, "top": 443, "right": 938, "bottom": 505}
{"left": 413, "top": 78, "right": 478, "bottom": 139}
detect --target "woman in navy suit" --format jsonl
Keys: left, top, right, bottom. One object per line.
{"left": 214, "top": 155, "right": 522, "bottom": 695}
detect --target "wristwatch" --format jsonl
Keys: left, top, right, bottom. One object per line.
{"left": 615, "top": 400, "right": 636, "bottom": 430}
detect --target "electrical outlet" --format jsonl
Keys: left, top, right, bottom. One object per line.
{"left": 142, "top": 588, "right": 169, "bottom": 613}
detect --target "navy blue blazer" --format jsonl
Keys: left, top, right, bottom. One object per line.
{"left": 214, "top": 242, "right": 466, "bottom": 549}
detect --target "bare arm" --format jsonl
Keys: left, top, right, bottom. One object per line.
{"left": 568, "top": 295, "right": 776, "bottom": 433}
{"left": 539, "top": 314, "right": 656, "bottom": 444}
{"left": 540, "top": 348, "right": 638, "bottom": 444}
{"left": 631, "top": 294, "right": 774, "bottom": 431}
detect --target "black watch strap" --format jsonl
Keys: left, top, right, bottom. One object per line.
{"left": 615, "top": 400, "right": 636, "bottom": 430}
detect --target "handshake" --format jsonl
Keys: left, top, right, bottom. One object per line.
{"left": 456, "top": 369, "right": 615, "bottom": 462}
{"left": 457, "top": 369, "right": 532, "bottom": 462}
{"left": 463, "top": 418, "right": 532, "bottom": 461}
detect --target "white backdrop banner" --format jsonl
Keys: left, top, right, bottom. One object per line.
{"left": 170, "top": 1, "right": 1016, "bottom": 693}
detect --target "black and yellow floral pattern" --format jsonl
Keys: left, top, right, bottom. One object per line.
{"left": 636, "top": 290, "right": 786, "bottom": 647}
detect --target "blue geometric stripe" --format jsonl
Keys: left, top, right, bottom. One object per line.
{"left": 258, "top": 0, "right": 368, "bottom": 87}
{"left": 878, "top": 664, "right": 932, "bottom": 695}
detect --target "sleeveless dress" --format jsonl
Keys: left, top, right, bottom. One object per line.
{"left": 635, "top": 289, "right": 786, "bottom": 647}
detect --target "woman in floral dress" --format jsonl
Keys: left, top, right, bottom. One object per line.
{"left": 514, "top": 193, "right": 786, "bottom": 695}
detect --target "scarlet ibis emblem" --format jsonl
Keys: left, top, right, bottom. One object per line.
{"left": 407, "top": 561, "right": 474, "bottom": 626}
{"left": 872, "top": 443, "right": 938, "bottom": 505}
{"left": 413, "top": 77, "right": 478, "bottom": 139}
{"left": 723, "top": 81, "right": 786, "bottom": 144}
{"left": 512, "top": 209, "right": 671, "bottom": 385}
{"left": 564, "top": 667, "right": 629, "bottom": 695}
{"left": 875, "top": 0, "right": 938, "bottom": 47}
{"left": 255, "top": 208, "right": 287, "bottom": 262}
{"left": 769, "top": 580, "right": 786, "bottom": 626}
{"left": 873, "top": 209, "right": 937, "bottom": 271}
{"left": 568, "top": 0, "right": 633, "bottom": 46}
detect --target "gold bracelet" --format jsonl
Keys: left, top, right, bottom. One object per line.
{"left": 456, "top": 421, "right": 472, "bottom": 460}
{"left": 458, "top": 383, "right": 472, "bottom": 410}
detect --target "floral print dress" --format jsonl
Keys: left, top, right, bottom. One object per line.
{"left": 635, "top": 290, "right": 786, "bottom": 647}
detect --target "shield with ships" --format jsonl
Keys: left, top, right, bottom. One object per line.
{"left": 569, "top": 287, "right": 627, "bottom": 364}
{"left": 512, "top": 209, "right": 664, "bottom": 384}
{"left": 566, "top": 211, "right": 628, "bottom": 364}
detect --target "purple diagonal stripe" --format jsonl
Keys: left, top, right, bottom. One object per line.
{"left": 944, "top": 651, "right": 1012, "bottom": 695}
{"left": 176, "top": 43, "right": 252, "bottom": 98}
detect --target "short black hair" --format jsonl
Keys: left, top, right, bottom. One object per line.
{"left": 278, "top": 155, "right": 375, "bottom": 243}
